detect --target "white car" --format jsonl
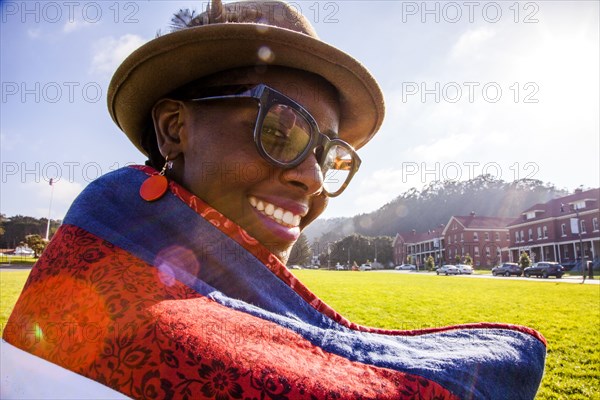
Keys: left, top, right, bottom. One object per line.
{"left": 456, "top": 264, "right": 473, "bottom": 274}
{"left": 394, "top": 264, "right": 416, "bottom": 271}
{"left": 359, "top": 263, "right": 372, "bottom": 271}
{"left": 436, "top": 265, "right": 459, "bottom": 275}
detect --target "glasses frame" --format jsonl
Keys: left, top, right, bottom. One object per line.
{"left": 186, "top": 84, "right": 361, "bottom": 197}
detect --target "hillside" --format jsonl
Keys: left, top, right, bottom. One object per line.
{"left": 305, "top": 175, "right": 569, "bottom": 245}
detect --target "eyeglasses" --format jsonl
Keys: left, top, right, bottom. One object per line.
{"left": 186, "top": 84, "right": 361, "bottom": 197}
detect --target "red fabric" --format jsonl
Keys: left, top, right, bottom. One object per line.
{"left": 4, "top": 225, "right": 459, "bottom": 399}
{"left": 135, "top": 165, "right": 546, "bottom": 345}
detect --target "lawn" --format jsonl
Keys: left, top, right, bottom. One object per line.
{"left": 1, "top": 269, "right": 598, "bottom": 399}
{"left": 0, "top": 270, "right": 30, "bottom": 330}
{"left": 293, "top": 270, "right": 599, "bottom": 400}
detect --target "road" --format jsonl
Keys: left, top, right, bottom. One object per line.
{"left": 384, "top": 270, "right": 600, "bottom": 285}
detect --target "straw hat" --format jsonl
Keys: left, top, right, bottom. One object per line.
{"left": 107, "top": 0, "right": 384, "bottom": 154}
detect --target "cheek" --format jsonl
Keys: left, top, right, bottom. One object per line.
{"left": 303, "top": 196, "right": 328, "bottom": 228}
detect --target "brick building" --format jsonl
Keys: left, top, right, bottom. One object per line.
{"left": 442, "top": 214, "right": 514, "bottom": 268}
{"left": 507, "top": 188, "right": 600, "bottom": 269}
{"left": 392, "top": 229, "right": 445, "bottom": 268}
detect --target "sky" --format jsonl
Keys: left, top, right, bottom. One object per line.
{"left": 1, "top": 0, "right": 599, "bottom": 222}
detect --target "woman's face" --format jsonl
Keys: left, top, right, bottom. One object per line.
{"left": 156, "top": 68, "right": 340, "bottom": 263}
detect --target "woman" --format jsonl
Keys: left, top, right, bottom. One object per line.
{"left": 2, "top": 1, "right": 546, "bottom": 399}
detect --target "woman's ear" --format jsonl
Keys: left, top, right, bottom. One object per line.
{"left": 152, "top": 99, "right": 186, "bottom": 156}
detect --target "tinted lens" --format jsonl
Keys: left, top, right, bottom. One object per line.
{"left": 322, "top": 144, "right": 353, "bottom": 195}
{"left": 260, "top": 104, "right": 311, "bottom": 163}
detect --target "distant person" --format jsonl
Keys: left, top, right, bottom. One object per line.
{"left": 2, "top": 1, "right": 546, "bottom": 398}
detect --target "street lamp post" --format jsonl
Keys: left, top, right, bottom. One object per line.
{"left": 45, "top": 178, "right": 55, "bottom": 241}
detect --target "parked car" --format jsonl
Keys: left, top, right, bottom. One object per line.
{"left": 436, "top": 265, "right": 459, "bottom": 275}
{"left": 394, "top": 264, "right": 416, "bottom": 271}
{"left": 289, "top": 265, "right": 302, "bottom": 270}
{"left": 523, "top": 262, "right": 564, "bottom": 278}
{"left": 492, "top": 263, "right": 522, "bottom": 277}
{"left": 335, "top": 263, "right": 345, "bottom": 270}
{"left": 359, "top": 263, "right": 372, "bottom": 271}
{"left": 456, "top": 264, "right": 473, "bottom": 275}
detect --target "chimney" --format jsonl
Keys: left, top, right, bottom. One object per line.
{"left": 470, "top": 211, "right": 476, "bottom": 216}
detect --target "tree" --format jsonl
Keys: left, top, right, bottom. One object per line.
{"left": 519, "top": 251, "right": 531, "bottom": 269}
{"left": 24, "top": 234, "right": 47, "bottom": 258}
{"left": 317, "top": 234, "right": 394, "bottom": 267}
{"left": 464, "top": 253, "right": 473, "bottom": 266}
{"left": 288, "top": 233, "right": 312, "bottom": 266}
{"left": 0, "top": 214, "right": 5, "bottom": 238}
{"left": 454, "top": 255, "right": 461, "bottom": 264}
{"left": 425, "top": 255, "right": 435, "bottom": 271}
{"left": 0, "top": 215, "right": 60, "bottom": 249}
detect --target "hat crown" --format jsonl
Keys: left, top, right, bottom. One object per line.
{"left": 174, "top": 0, "right": 318, "bottom": 38}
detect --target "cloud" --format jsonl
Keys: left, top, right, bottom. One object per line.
{"left": 63, "top": 20, "right": 87, "bottom": 34}
{"left": 450, "top": 28, "right": 495, "bottom": 61}
{"left": 27, "top": 28, "right": 42, "bottom": 39}
{"left": 409, "top": 133, "right": 476, "bottom": 161}
{"left": 15, "top": 180, "right": 85, "bottom": 220}
{"left": 89, "top": 34, "right": 146, "bottom": 76}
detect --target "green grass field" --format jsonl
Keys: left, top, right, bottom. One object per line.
{"left": 293, "top": 270, "right": 599, "bottom": 400}
{"left": 1, "top": 269, "right": 598, "bottom": 399}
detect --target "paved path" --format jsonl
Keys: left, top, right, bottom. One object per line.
{"left": 383, "top": 270, "right": 600, "bottom": 284}
{"left": 0, "top": 265, "right": 33, "bottom": 272}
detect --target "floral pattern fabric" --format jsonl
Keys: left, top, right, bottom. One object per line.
{"left": 4, "top": 225, "right": 458, "bottom": 399}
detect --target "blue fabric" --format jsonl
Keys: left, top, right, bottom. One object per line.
{"left": 64, "top": 167, "right": 546, "bottom": 399}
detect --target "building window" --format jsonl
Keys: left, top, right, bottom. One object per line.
{"left": 495, "top": 232, "right": 500, "bottom": 241}
{"left": 520, "top": 230, "right": 524, "bottom": 242}
{"left": 448, "top": 236, "right": 451, "bottom": 244}
{"left": 580, "top": 220, "right": 586, "bottom": 233}
{"left": 564, "top": 248, "right": 569, "bottom": 258}
{"left": 460, "top": 233, "right": 464, "bottom": 242}
{"left": 537, "top": 227, "right": 542, "bottom": 239}
{"left": 473, "top": 232, "right": 479, "bottom": 241}
{"left": 543, "top": 226, "right": 548, "bottom": 238}
{"left": 593, "top": 218, "right": 599, "bottom": 232}
{"left": 485, "top": 246, "right": 490, "bottom": 257}
{"left": 474, "top": 246, "right": 480, "bottom": 256}
{"left": 497, "top": 248, "right": 501, "bottom": 257}
{"left": 561, "top": 224, "right": 567, "bottom": 236}
{"left": 454, "top": 234, "right": 457, "bottom": 243}
{"left": 528, "top": 228, "right": 533, "bottom": 241}
{"left": 515, "top": 232, "right": 519, "bottom": 243}
{"left": 485, "top": 232, "right": 490, "bottom": 241}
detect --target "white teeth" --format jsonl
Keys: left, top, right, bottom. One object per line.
{"left": 273, "top": 208, "right": 283, "bottom": 220}
{"left": 265, "top": 203, "right": 275, "bottom": 216}
{"left": 283, "top": 211, "right": 294, "bottom": 225}
{"left": 248, "top": 196, "right": 302, "bottom": 228}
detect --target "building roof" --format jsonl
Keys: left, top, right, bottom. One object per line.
{"left": 449, "top": 215, "right": 515, "bottom": 230}
{"left": 507, "top": 188, "right": 599, "bottom": 226}
{"left": 395, "top": 230, "right": 442, "bottom": 245}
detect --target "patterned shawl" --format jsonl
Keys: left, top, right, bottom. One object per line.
{"left": 3, "top": 166, "right": 546, "bottom": 399}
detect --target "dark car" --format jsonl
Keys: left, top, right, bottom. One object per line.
{"left": 492, "top": 263, "right": 522, "bottom": 277}
{"left": 524, "top": 262, "right": 564, "bottom": 278}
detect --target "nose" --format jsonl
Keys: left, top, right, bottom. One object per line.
{"left": 280, "top": 152, "right": 324, "bottom": 195}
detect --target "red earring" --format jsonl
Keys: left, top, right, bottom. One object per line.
{"left": 140, "top": 156, "right": 172, "bottom": 202}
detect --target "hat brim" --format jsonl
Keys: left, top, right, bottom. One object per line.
{"left": 108, "top": 23, "right": 384, "bottom": 154}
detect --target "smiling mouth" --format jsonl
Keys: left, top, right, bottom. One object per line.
{"left": 248, "top": 196, "right": 302, "bottom": 228}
